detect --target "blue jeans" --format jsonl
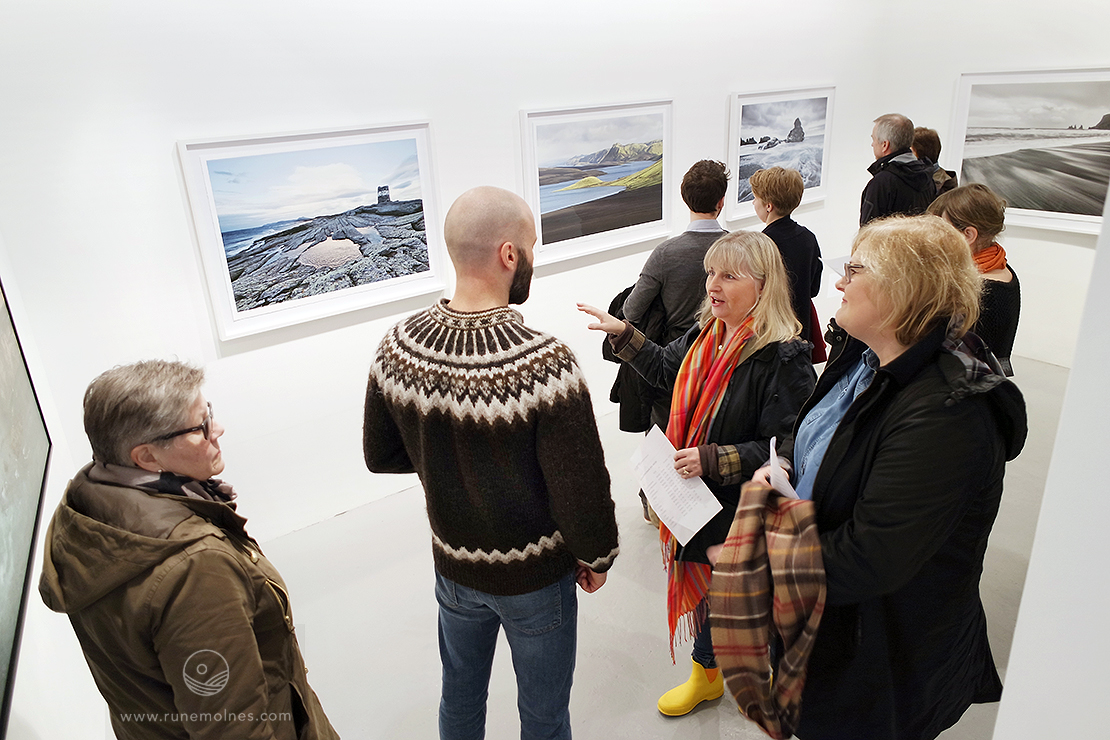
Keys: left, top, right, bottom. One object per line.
{"left": 435, "top": 571, "right": 578, "bottom": 740}
{"left": 691, "top": 603, "right": 717, "bottom": 669}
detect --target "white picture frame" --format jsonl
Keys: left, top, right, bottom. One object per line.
{"left": 178, "top": 122, "right": 445, "bottom": 340}
{"left": 949, "top": 68, "right": 1110, "bottom": 235}
{"left": 520, "top": 100, "right": 672, "bottom": 266}
{"left": 726, "top": 87, "right": 835, "bottom": 223}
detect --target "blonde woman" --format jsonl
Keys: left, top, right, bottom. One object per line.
{"left": 578, "top": 231, "right": 815, "bottom": 717}
{"left": 753, "top": 216, "right": 1026, "bottom": 739}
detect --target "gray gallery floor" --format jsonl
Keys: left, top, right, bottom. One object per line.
{"left": 263, "top": 355, "right": 1067, "bottom": 740}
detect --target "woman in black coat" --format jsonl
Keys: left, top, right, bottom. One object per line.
{"left": 579, "top": 231, "right": 815, "bottom": 718}
{"left": 760, "top": 215, "right": 1027, "bottom": 740}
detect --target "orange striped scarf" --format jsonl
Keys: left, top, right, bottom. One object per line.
{"left": 974, "top": 243, "right": 1007, "bottom": 273}
{"left": 662, "top": 314, "right": 756, "bottom": 660}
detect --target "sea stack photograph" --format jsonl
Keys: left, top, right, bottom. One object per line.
{"left": 734, "top": 94, "right": 829, "bottom": 204}
{"left": 960, "top": 79, "right": 1110, "bottom": 217}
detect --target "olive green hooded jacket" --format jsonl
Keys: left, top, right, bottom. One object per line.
{"left": 39, "top": 464, "right": 339, "bottom": 740}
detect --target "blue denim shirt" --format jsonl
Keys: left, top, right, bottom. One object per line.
{"left": 793, "top": 349, "right": 879, "bottom": 500}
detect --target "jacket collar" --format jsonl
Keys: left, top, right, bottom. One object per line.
{"left": 761, "top": 217, "right": 797, "bottom": 237}
{"left": 823, "top": 320, "right": 945, "bottom": 393}
{"left": 876, "top": 322, "right": 948, "bottom": 387}
{"left": 868, "top": 148, "right": 918, "bottom": 175}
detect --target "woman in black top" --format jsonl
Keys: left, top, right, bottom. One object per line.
{"left": 928, "top": 183, "right": 1020, "bottom": 375}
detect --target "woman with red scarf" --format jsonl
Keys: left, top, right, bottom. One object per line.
{"left": 579, "top": 231, "right": 815, "bottom": 717}
{"left": 928, "top": 183, "right": 1021, "bottom": 375}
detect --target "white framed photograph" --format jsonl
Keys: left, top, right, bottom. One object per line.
{"left": 726, "top": 87, "right": 834, "bottom": 223}
{"left": 520, "top": 100, "right": 672, "bottom": 266}
{"left": 950, "top": 68, "right": 1110, "bottom": 235}
{"left": 178, "top": 122, "right": 445, "bottom": 340}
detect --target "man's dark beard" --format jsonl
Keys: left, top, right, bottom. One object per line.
{"left": 508, "top": 249, "right": 533, "bottom": 305}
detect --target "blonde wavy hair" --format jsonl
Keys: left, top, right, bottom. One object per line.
{"left": 851, "top": 215, "right": 982, "bottom": 346}
{"left": 697, "top": 231, "right": 801, "bottom": 346}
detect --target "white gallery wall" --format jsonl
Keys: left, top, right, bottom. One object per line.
{"left": 1, "top": 0, "right": 1107, "bottom": 738}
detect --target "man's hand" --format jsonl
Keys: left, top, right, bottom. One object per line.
{"left": 575, "top": 564, "right": 607, "bottom": 593}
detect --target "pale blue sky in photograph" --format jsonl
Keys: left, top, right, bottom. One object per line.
{"left": 207, "top": 138, "right": 420, "bottom": 232}
{"left": 535, "top": 112, "right": 664, "bottom": 167}
{"left": 968, "top": 81, "right": 1110, "bottom": 129}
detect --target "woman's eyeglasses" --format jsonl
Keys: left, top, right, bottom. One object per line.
{"left": 843, "top": 262, "right": 867, "bottom": 284}
{"left": 151, "top": 402, "right": 213, "bottom": 442}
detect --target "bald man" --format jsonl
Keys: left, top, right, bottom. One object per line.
{"left": 363, "top": 186, "right": 619, "bottom": 740}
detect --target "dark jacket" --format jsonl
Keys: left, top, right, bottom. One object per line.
{"left": 39, "top": 466, "right": 339, "bottom": 740}
{"left": 616, "top": 325, "right": 816, "bottom": 561}
{"left": 782, "top": 324, "right": 1027, "bottom": 740}
{"left": 860, "top": 149, "right": 937, "bottom": 225}
{"left": 762, "top": 217, "right": 823, "bottom": 344}
{"left": 604, "top": 284, "right": 669, "bottom": 432}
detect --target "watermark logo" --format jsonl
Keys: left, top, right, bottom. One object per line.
{"left": 183, "top": 650, "right": 230, "bottom": 696}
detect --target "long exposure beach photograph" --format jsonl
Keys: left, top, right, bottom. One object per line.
{"left": 959, "top": 76, "right": 1110, "bottom": 219}
{"left": 204, "top": 136, "right": 430, "bottom": 314}
{"left": 531, "top": 108, "right": 666, "bottom": 246}
{"left": 732, "top": 92, "right": 831, "bottom": 206}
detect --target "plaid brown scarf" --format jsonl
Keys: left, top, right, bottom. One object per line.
{"left": 709, "top": 482, "right": 825, "bottom": 739}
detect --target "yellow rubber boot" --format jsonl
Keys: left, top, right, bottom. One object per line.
{"left": 657, "top": 658, "right": 724, "bottom": 716}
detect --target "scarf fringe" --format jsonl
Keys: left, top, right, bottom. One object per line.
{"left": 661, "top": 522, "right": 714, "bottom": 663}
{"left": 661, "top": 315, "right": 755, "bottom": 663}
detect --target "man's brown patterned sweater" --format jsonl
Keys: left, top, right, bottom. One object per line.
{"left": 363, "top": 299, "right": 619, "bottom": 596}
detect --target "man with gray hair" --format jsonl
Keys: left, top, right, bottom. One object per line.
{"left": 860, "top": 113, "right": 936, "bottom": 225}
{"left": 363, "top": 186, "right": 619, "bottom": 740}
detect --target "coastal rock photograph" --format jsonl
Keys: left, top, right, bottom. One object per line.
{"left": 205, "top": 137, "right": 429, "bottom": 313}
{"left": 959, "top": 78, "right": 1110, "bottom": 217}
{"left": 532, "top": 109, "right": 666, "bottom": 245}
{"left": 733, "top": 94, "right": 830, "bottom": 204}
{"left": 224, "top": 194, "right": 427, "bottom": 312}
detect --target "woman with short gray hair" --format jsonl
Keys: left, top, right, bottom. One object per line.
{"left": 40, "top": 359, "right": 340, "bottom": 740}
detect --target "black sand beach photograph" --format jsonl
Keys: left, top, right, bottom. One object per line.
{"left": 959, "top": 77, "right": 1110, "bottom": 217}
{"left": 531, "top": 109, "right": 666, "bottom": 246}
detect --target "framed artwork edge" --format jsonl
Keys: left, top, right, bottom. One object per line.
{"left": 519, "top": 99, "right": 674, "bottom": 267}
{"left": 949, "top": 67, "right": 1110, "bottom": 236}
{"left": 0, "top": 275, "right": 52, "bottom": 740}
{"left": 177, "top": 121, "right": 446, "bottom": 341}
{"left": 725, "top": 86, "right": 836, "bottom": 224}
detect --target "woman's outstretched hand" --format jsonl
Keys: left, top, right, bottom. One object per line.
{"left": 577, "top": 303, "right": 624, "bottom": 334}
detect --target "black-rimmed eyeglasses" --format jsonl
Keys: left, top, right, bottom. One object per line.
{"left": 843, "top": 262, "right": 867, "bottom": 284}
{"left": 151, "top": 402, "right": 213, "bottom": 442}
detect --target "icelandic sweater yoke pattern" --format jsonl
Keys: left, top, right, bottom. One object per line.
{"left": 375, "top": 303, "right": 587, "bottom": 423}
{"left": 367, "top": 300, "right": 619, "bottom": 596}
